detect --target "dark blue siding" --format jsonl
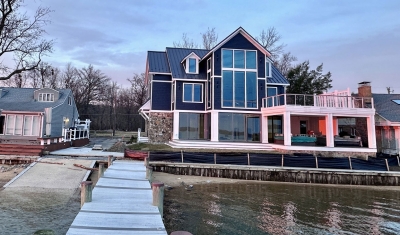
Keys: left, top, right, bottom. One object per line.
{"left": 258, "top": 79, "right": 265, "bottom": 110}
{"left": 153, "top": 74, "right": 171, "bottom": 81}
{"left": 214, "top": 33, "right": 265, "bottom": 77}
{"left": 152, "top": 82, "right": 171, "bottom": 110}
{"left": 278, "top": 86, "right": 285, "bottom": 95}
{"left": 214, "top": 77, "right": 221, "bottom": 109}
{"left": 175, "top": 81, "right": 205, "bottom": 111}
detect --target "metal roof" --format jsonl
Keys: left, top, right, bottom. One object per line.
{"left": 372, "top": 93, "right": 400, "bottom": 122}
{"left": 0, "top": 87, "right": 71, "bottom": 112}
{"left": 165, "top": 47, "right": 209, "bottom": 79}
{"left": 267, "top": 64, "right": 290, "bottom": 85}
{"left": 148, "top": 51, "right": 170, "bottom": 73}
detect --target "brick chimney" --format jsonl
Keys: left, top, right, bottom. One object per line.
{"left": 358, "top": 81, "right": 371, "bottom": 97}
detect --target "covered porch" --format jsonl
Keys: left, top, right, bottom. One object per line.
{"left": 261, "top": 91, "right": 377, "bottom": 153}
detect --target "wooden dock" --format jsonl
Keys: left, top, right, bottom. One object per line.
{"left": 67, "top": 160, "right": 167, "bottom": 235}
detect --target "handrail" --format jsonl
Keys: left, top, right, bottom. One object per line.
{"left": 262, "top": 94, "right": 374, "bottom": 109}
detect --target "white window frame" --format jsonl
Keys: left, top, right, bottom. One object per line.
{"left": 185, "top": 57, "right": 199, "bottom": 74}
{"left": 207, "top": 58, "right": 212, "bottom": 109}
{"left": 265, "top": 57, "right": 272, "bottom": 78}
{"left": 38, "top": 93, "right": 54, "bottom": 102}
{"left": 183, "top": 83, "right": 203, "bottom": 103}
{"left": 221, "top": 49, "right": 258, "bottom": 109}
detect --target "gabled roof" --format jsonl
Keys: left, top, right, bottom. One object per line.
{"left": 180, "top": 52, "right": 201, "bottom": 64}
{"left": 165, "top": 47, "right": 209, "bottom": 79}
{"left": 268, "top": 64, "right": 290, "bottom": 85}
{"left": 147, "top": 51, "right": 171, "bottom": 73}
{"left": 0, "top": 87, "right": 72, "bottom": 112}
{"left": 201, "top": 27, "right": 271, "bottom": 60}
{"left": 372, "top": 93, "right": 400, "bottom": 122}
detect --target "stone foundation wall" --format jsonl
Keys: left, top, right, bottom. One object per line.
{"left": 274, "top": 149, "right": 371, "bottom": 160}
{"left": 148, "top": 112, "right": 173, "bottom": 144}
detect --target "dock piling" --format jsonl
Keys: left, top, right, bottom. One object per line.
{"left": 98, "top": 163, "right": 104, "bottom": 179}
{"left": 144, "top": 155, "right": 149, "bottom": 167}
{"left": 80, "top": 181, "right": 93, "bottom": 208}
{"left": 146, "top": 166, "right": 153, "bottom": 182}
{"left": 108, "top": 155, "right": 113, "bottom": 166}
{"left": 152, "top": 182, "right": 164, "bottom": 218}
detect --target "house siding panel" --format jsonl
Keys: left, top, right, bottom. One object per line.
{"left": 153, "top": 74, "right": 171, "bottom": 81}
{"left": 175, "top": 81, "right": 205, "bottom": 111}
{"left": 50, "top": 91, "right": 79, "bottom": 137}
{"left": 152, "top": 82, "right": 172, "bottom": 110}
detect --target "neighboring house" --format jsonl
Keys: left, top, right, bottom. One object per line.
{"left": 370, "top": 88, "right": 400, "bottom": 155}
{"left": 0, "top": 87, "right": 89, "bottom": 155}
{"left": 140, "top": 27, "right": 377, "bottom": 156}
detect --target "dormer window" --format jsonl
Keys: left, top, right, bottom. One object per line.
{"left": 38, "top": 93, "right": 54, "bottom": 102}
{"left": 182, "top": 52, "right": 200, "bottom": 74}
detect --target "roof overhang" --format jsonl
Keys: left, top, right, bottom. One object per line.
{"left": 201, "top": 27, "right": 271, "bottom": 61}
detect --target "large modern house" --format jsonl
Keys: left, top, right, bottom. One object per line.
{"left": 140, "top": 27, "right": 377, "bottom": 157}
{"left": 0, "top": 87, "right": 90, "bottom": 155}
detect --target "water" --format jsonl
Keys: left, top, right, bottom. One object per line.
{"left": 164, "top": 183, "right": 400, "bottom": 235}
{"left": 0, "top": 188, "right": 80, "bottom": 235}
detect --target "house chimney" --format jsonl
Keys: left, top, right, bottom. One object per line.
{"left": 358, "top": 81, "right": 371, "bottom": 97}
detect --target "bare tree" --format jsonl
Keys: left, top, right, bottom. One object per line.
{"left": 0, "top": 0, "right": 53, "bottom": 80}
{"left": 202, "top": 27, "right": 218, "bottom": 50}
{"left": 275, "top": 52, "right": 297, "bottom": 76}
{"left": 77, "top": 64, "right": 110, "bottom": 118}
{"left": 386, "top": 87, "right": 394, "bottom": 94}
{"left": 128, "top": 73, "right": 147, "bottom": 107}
{"left": 256, "top": 27, "right": 286, "bottom": 61}
{"left": 173, "top": 33, "right": 199, "bottom": 49}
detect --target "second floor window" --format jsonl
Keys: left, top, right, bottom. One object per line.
{"left": 38, "top": 93, "right": 54, "bottom": 102}
{"left": 183, "top": 83, "right": 202, "bottom": 102}
{"left": 222, "top": 49, "right": 257, "bottom": 108}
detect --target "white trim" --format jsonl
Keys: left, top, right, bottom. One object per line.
{"left": 202, "top": 27, "right": 271, "bottom": 60}
{"left": 148, "top": 72, "right": 172, "bottom": 75}
{"left": 38, "top": 93, "right": 54, "bottom": 102}
{"left": 207, "top": 57, "right": 212, "bottom": 109}
{"left": 173, "top": 78, "right": 206, "bottom": 82}
{"left": 181, "top": 52, "right": 201, "bottom": 63}
{"left": 148, "top": 110, "right": 174, "bottom": 113}
{"left": 183, "top": 83, "right": 203, "bottom": 103}
{"left": 183, "top": 54, "right": 200, "bottom": 74}
{"left": 152, "top": 80, "right": 172, "bottom": 83}
{"left": 267, "top": 82, "right": 290, "bottom": 86}
{"left": 265, "top": 57, "right": 272, "bottom": 78}
{"left": 257, "top": 77, "right": 266, "bottom": 80}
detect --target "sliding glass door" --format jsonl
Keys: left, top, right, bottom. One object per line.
{"left": 179, "top": 113, "right": 205, "bottom": 140}
{"left": 218, "top": 113, "right": 260, "bottom": 142}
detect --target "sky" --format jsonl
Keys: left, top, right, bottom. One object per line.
{"left": 24, "top": 0, "right": 400, "bottom": 94}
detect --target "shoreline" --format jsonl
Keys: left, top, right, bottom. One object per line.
{"left": 152, "top": 171, "right": 400, "bottom": 191}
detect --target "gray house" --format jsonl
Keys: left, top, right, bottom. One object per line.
{"left": 0, "top": 87, "right": 89, "bottom": 155}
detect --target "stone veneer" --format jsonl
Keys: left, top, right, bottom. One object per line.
{"left": 148, "top": 112, "right": 173, "bottom": 144}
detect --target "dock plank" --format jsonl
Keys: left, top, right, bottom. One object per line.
{"left": 67, "top": 160, "right": 167, "bottom": 235}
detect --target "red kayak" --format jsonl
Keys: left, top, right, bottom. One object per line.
{"left": 124, "top": 149, "right": 147, "bottom": 160}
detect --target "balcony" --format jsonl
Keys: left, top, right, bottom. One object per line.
{"left": 262, "top": 94, "right": 374, "bottom": 109}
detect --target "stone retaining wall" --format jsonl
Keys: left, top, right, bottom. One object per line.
{"left": 151, "top": 163, "right": 400, "bottom": 186}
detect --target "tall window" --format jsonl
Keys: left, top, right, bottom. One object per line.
{"left": 222, "top": 49, "right": 257, "bottom": 108}
{"left": 183, "top": 83, "right": 202, "bottom": 102}
{"left": 179, "top": 113, "right": 204, "bottom": 139}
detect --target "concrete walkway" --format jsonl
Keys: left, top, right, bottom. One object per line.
{"left": 50, "top": 147, "right": 124, "bottom": 157}
{"left": 67, "top": 161, "right": 166, "bottom": 235}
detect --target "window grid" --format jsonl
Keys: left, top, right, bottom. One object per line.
{"left": 221, "top": 49, "right": 258, "bottom": 109}
{"left": 38, "top": 93, "right": 54, "bottom": 102}
{"left": 183, "top": 83, "right": 203, "bottom": 103}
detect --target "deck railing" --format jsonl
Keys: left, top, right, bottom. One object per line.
{"left": 262, "top": 94, "right": 374, "bottom": 109}
{"left": 63, "top": 128, "right": 89, "bottom": 141}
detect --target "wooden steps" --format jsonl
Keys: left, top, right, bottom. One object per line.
{"left": 0, "top": 144, "right": 44, "bottom": 156}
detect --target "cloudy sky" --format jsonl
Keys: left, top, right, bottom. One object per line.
{"left": 25, "top": 0, "right": 400, "bottom": 93}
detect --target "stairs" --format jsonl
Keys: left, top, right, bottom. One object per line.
{"left": 167, "top": 140, "right": 274, "bottom": 151}
{"left": 0, "top": 144, "right": 44, "bottom": 156}
{"left": 137, "top": 137, "right": 149, "bottom": 143}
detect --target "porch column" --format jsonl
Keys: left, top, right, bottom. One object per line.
{"left": 210, "top": 111, "right": 219, "bottom": 142}
{"left": 367, "top": 114, "right": 376, "bottom": 149}
{"left": 172, "top": 111, "right": 179, "bottom": 140}
{"left": 325, "top": 114, "right": 334, "bottom": 147}
{"left": 261, "top": 115, "right": 269, "bottom": 143}
{"left": 283, "top": 112, "right": 291, "bottom": 146}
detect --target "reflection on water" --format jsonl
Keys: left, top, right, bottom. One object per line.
{"left": 164, "top": 183, "right": 400, "bottom": 235}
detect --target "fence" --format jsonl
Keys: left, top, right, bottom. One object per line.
{"left": 149, "top": 151, "right": 400, "bottom": 172}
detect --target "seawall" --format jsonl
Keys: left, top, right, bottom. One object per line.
{"left": 151, "top": 162, "right": 400, "bottom": 186}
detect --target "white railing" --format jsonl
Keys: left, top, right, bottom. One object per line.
{"left": 63, "top": 128, "right": 90, "bottom": 141}
{"left": 262, "top": 94, "right": 374, "bottom": 109}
